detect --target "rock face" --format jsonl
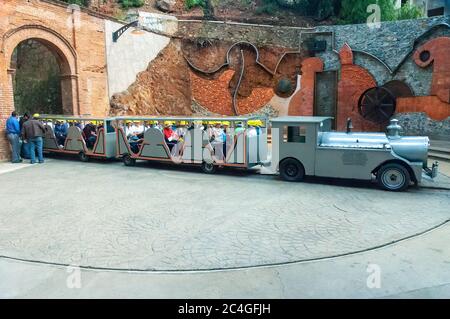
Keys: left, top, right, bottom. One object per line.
{"left": 156, "top": 0, "right": 177, "bottom": 12}
{"left": 110, "top": 40, "right": 193, "bottom": 116}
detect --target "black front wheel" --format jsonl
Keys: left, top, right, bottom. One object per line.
{"left": 201, "top": 161, "right": 216, "bottom": 174}
{"left": 280, "top": 158, "right": 305, "bottom": 182}
{"left": 78, "top": 152, "right": 89, "bottom": 162}
{"left": 123, "top": 154, "right": 136, "bottom": 167}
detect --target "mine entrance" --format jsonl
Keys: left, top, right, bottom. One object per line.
{"left": 10, "top": 39, "right": 64, "bottom": 116}
{"left": 314, "top": 71, "right": 337, "bottom": 129}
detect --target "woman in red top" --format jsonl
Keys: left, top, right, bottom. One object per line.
{"left": 163, "top": 123, "right": 177, "bottom": 151}
{"left": 163, "top": 125, "right": 173, "bottom": 140}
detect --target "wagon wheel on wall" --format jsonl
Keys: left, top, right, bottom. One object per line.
{"left": 358, "top": 87, "right": 396, "bottom": 124}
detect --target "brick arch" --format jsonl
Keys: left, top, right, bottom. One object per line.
{"left": 1, "top": 24, "right": 79, "bottom": 115}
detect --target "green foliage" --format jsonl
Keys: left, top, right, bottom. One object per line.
{"left": 339, "top": 0, "right": 396, "bottom": 24}
{"left": 60, "top": 0, "right": 90, "bottom": 6}
{"left": 339, "top": 0, "right": 424, "bottom": 25}
{"left": 12, "top": 40, "right": 63, "bottom": 115}
{"left": 185, "top": 0, "right": 206, "bottom": 10}
{"left": 255, "top": 0, "right": 279, "bottom": 15}
{"left": 256, "top": 0, "right": 340, "bottom": 18}
{"left": 119, "top": 0, "right": 145, "bottom": 9}
{"left": 14, "top": 73, "right": 63, "bottom": 115}
{"left": 397, "top": 3, "right": 424, "bottom": 20}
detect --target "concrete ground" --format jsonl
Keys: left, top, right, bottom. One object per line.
{"left": 0, "top": 156, "right": 449, "bottom": 298}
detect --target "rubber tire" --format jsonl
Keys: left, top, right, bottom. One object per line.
{"left": 377, "top": 163, "right": 410, "bottom": 192}
{"left": 201, "top": 162, "right": 217, "bottom": 174}
{"left": 123, "top": 154, "right": 136, "bottom": 167}
{"left": 280, "top": 158, "right": 305, "bottom": 182}
{"left": 78, "top": 152, "right": 89, "bottom": 162}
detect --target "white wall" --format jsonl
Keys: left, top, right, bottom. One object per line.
{"left": 104, "top": 19, "right": 171, "bottom": 98}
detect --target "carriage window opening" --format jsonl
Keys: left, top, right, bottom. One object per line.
{"left": 283, "top": 126, "right": 306, "bottom": 143}
{"left": 106, "top": 121, "right": 115, "bottom": 133}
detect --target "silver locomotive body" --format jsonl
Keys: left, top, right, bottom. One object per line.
{"left": 271, "top": 117, "right": 439, "bottom": 191}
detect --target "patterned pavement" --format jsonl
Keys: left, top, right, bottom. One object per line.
{"left": 0, "top": 158, "right": 449, "bottom": 271}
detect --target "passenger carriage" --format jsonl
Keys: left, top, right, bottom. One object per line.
{"left": 41, "top": 115, "right": 117, "bottom": 161}
{"left": 112, "top": 116, "right": 269, "bottom": 173}
{"left": 37, "top": 114, "right": 438, "bottom": 192}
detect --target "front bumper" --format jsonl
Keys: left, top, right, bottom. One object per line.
{"left": 424, "top": 161, "right": 439, "bottom": 179}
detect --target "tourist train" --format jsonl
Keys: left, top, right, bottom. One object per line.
{"left": 39, "top": 114, "right": 438, "bottom": 192}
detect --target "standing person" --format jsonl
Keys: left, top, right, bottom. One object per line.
{"left": 5, "top": 111, "right": 22, "bottom": 163}
{"left": 19, "top": 113, "right": 29, "bottom": 131}
{"left": 22, "top": 113, "right": 46, "bottom": 164}
{"left": 19, "top": 113, "right": 31, "bottom": 159}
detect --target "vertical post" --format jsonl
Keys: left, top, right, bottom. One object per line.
{"left": 0, "top": 68, "right": 16, "bottom": 160}
{"left": 60, "top": 74, "right": 79, "bottom": 115}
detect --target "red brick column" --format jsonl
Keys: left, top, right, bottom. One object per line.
{"left": 0, "top": 65, "right": 15, "bottom": 161}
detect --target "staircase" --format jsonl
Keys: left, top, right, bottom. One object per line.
{"left": 429, "top": 140, "right": 450, "bottom": 161}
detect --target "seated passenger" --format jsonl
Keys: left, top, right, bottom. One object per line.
{"left": 247, "top": 126, "right": 257, "bottom": 137}
{"left": 163, "top": 122, "right": 177, "bottom": 151}
{"left": 75, "top": 121, "right": 83, "bottom": 130}
{"left": 176, "top": 121, "right": 187, "bottom": 139}
{"left": 83, "top": 122, "right": 97, "bottom": 148}
{"left": 144, "top": 121, "right": 151, "bottom": 131}
{"left": 211, "top": 122, "right": 225, "bottom": 160}
{"left": 129, "top": 135, "right": 143, "bottom": 154}
{"left": 132, "top": 121, "right": 143, "bottom": 135}
{"left": 125, "top": 121, "right": 134, "bottom": 138}
{"left": 235, "top": 122, "right": 245, "bottom": 134}
{"left": 222, "top": 122, "right": 230, "bottom": 158}
{"left": 54, "top": 120, "right": 68, "bottom": 146}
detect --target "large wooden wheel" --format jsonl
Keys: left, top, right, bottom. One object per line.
{"left": 358, "top": 87, "right": 396, "bottom": 124}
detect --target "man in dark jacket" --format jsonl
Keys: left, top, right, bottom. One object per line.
{"left": 19, "top": 113, "right": 29, "bottom": 131}
{"left": 22, "top": 113, "right": 46, "bottom": 164}
{"left": 19, "top": 113, "right": 30, "bottom": 159}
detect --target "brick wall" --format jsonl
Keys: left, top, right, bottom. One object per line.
{"left": 0, "top": 0, "right": 110, "bottom": 160}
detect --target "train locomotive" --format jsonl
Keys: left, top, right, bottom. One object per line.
{"left": 270, "top": 117, "right": 438, "bottom": 191}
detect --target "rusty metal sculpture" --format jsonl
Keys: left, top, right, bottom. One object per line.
{"left": 184, "top": 41, "right": 302, "bottom": 115}
{"left": 358, "top": 87, "right": 396, "bottom": 124}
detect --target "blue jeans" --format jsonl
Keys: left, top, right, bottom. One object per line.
{"left": 7, "top": 133, "right": 21, "bottom": 162}
{"left": 29, "top": 136, "right": 44, "bottom": 163}
{"left": 21, "top": 140, "right": 31, "bottom": 159}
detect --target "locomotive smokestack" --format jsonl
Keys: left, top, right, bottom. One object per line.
{"left": 387, "top": 119, "right": 402, "bottom": 139}
{"left": 346, "top": 118, "right": 353, "bottom": 134}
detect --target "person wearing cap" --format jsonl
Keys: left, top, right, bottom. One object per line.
{"left": 125, "top": 121, "right": 134, "bottom": 138}
{"left": 54, "top": 120, "right": 68, "bottom": 147}
{"left": 176, "top": 121, "right": 187, "bottom": 139}
{"left": 21, "top": 113, "right": 46, "bottom": 164}
{"left": 5, "top": 111, "right": 22, "bottom": 163}
{"left": 235, "top": 122, "right": 245, "bottom": 134}
{"left": 163, "top": 122, "right": 177, "bottom": 151}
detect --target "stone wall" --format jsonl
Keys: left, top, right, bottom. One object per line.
{"left": 175, "top": 19, "right": 310, "bottom": 48}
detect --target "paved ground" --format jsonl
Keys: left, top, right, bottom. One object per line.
{"left": 2, "top": 221, "right": 450, "bottom": 299}
{"left": 0, "top": 156, "right": 449, "bottom": 298}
